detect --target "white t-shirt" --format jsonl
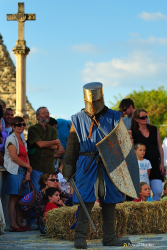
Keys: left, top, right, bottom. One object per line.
{"left": 138, "top": 158, "right": 152, "bottom": 186}
{"left": 57, "top": 172, "right": 69, "bottom": 192}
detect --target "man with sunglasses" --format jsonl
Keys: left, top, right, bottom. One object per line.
{"left": 119, "top": 98, "right": 135, "bottom": 130}
{"left": 119, "top": 98, "right": 150, "bottom": 130}
{"left": 27, "top": 107, "right": 65, "bottom": 229}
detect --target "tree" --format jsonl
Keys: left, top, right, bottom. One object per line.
{"left": 110, "top": 86, "right": 167, "bottom": 140}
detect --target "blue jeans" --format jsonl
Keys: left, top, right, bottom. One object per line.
{"left": 30, "top": 170, "right": 44, "bottom": 193}
{"left": 2, "top": 167, "right": 29, "bottom": 196}
{"left": 27, "top": 170, "right": 44, "bottom": 224}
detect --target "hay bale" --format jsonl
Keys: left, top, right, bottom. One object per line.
{"left": 45, "top": 201, "right": 167, "bottom": 240}
{"left": 124, "top": 200, "right": 167, "bottom": 235}
{"left": 115, "top": 203, "right": 129, "bottom": 237}
{"left": 45, "top": 204, "right": 127, "bottom": 240}
{"left": 45, "top": 206, "right": 77, "bottom": 240}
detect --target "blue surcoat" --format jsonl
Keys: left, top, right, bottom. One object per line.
{"left": 71, "top": 109, "right": 124, "bottom": 204}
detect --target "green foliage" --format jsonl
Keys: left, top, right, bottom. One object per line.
{"left": 110, "top": 86, "right": 167, "bottom": 140}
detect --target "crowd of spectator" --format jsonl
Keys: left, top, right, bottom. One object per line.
{"left": 119, "top": 99, "right": 166, "bottom": 202}
{"left": 0, "top": 98, "right": 166, "bottom": 234}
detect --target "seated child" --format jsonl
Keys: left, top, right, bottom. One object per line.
{"left": 161, "top": 182, "right": 167, "bottom": 201}
{"left": 40, "top": 187, "right": 64, "bottom": 236}
{"left": 45, "top": 187, "right": 65, "bottom": 214}
{"left": 134, "top": 182, "right": 153, "bottom": 202}
{"left": 134, "top": 143, "right": 152, "bottom": 186}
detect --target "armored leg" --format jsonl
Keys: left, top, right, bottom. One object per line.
{"left": 102, "top": 202, "right": 131, "bottom": 246}
{"left": 74, "top": 202, "right": 94, "bottom": 249}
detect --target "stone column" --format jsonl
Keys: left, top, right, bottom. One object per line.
{"left": 13, "top": 41, "right": 30, "bottom": 116}
{"left": 7, "top": 2, "right": 36, "bottom": 117}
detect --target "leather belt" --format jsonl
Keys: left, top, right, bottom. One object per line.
{"left": 80, "top": 151, "right": 101, "bottom": 174}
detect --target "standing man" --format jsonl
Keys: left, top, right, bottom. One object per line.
{"left": 3, "top": 108, "right": 14, "bottom": 135}
{"left": 119, "top": 98, "right": 150, "bottom": 130}
{"left": 4, "top": 108, "right": 25, "bottom": 139}
{"left": 119, "top": 98, "right": 135, "bottom": 129}
{"left": 27, "top": 107, "right": 65, "bottom": 228}
{"left": 63, "top": 82, "right": 131, "bottom": 249}
{"left": 28, "top": 107, "right": 65, "bottom": 192}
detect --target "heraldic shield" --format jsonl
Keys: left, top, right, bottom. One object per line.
{"left": 96, "top": 118, "right": 140, "bottom": 199}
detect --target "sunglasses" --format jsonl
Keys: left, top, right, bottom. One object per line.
{"left": 122, "top": 107, "right": 128, "bottom": 112}
{"left": 47, "top": 178, "right": 59, "bottom": 182}
{"left": 14, "top": 123, "right": 26, "bottom": 127}
{"left": 138, "top": 115, "right": 148, "bottom": 120}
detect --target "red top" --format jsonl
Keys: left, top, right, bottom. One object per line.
{"left": 18, "top": 142, "right": 27, "bottom": 166}
{"left": 133, "top": 196, "right": 142, "bottom": 202}
{"left": 44, "top": 202, "right": 58, "bottom": 220}
{"left": 45, "top": 202, "right": 58, "bottom": 214}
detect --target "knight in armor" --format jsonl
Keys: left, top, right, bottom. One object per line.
{"left": 63, "top": 82, "right": 131, "bottom": 249}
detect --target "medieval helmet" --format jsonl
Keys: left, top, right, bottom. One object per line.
{"left": 83, "top": 82, "right": 105, "bottom": 115}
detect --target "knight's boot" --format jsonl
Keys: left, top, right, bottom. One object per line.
{"left": 74, "top": 202, "right": 94, "bottom": 249}
{"left": 102, "top": 203, "right": 132, "bottom": 246}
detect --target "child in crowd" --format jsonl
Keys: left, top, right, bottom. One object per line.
{"left": 134, "top": 143, "right": 152, "bottom": 186}
{"left": 161, "top": 182, "right": 167, "bottom": 200}
{"left": 134, "top": 182, "right": 153, "bottom": 202}
{"left": 58, "top": 159, "right": 72, "bottom": 193}
{"left": 45, "top": 187, "right": 65, "bottom": 214}
{"left": 40, "top": 187, "right": 64, "bottom": 236}
{"left": 57, "top": 158, "right": 73, "bottom": 206}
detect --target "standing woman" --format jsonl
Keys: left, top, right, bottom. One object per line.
{"left": 2, "top": 116, "right": 32, "bottom": 232}
{"left": 131, "top": 109, "right": 165, "bottom": 201}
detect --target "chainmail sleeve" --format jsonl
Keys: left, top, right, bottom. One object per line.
{"left": 63, "top": 123, "right": 80, "bottom": 180}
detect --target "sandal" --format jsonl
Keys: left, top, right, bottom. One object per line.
{"left": 9, "top": 226, "right": 26, "bottom": 232}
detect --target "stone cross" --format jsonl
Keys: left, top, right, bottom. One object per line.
{"left": 6, "top": 2, "right": 36, "bottom": 118}
{"left": 7, "top": 2, "right": 36, "bottom": 41}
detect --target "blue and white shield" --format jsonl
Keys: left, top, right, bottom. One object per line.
{"left": 96, "top": 118, "right": 140, "bottom": 199}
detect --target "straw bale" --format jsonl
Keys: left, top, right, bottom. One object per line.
{"left": 45, "top": 201, "right": 167, "bottom": 240}
{"left": 45, "top": 205, "right": 127, "bottom": 240}
{"left": 125, "top": 200, "right": 167, "bottom": 235}
{"left": 45, "top": 206, "right": 77, "bottom": 240}
{"left": 115, "top": 203, "right": 128, "bottom": 237}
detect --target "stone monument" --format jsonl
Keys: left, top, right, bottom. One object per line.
{"left": 0, "top": 34, "right": 36, "bottom": 124}
{"left": 7, "top": 2, "right": 36, "bottom": 117}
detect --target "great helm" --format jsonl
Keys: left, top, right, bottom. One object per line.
{"left": 83, "top": 82, "right": 104, "bottom": 115}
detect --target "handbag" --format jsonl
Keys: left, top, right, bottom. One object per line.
{"left": 18, "top": 180, "right": 36, "bottom": 211}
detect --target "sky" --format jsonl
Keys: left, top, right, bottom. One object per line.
{"left": 0, "top": 0, "right": 167, "bottom": 120}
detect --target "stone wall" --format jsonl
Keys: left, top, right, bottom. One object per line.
{"left": 0, "top": 34, "right": 36, "bottom": 124}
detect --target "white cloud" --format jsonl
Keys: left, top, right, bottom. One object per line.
{"left": 129, "top": 32, "right": 140, "bottom": 37}
{"left": 30, "top": 47, "right": 39, "bottom": 54}
{"left": 138, "top": 11, "right": 167, "bottom": 21}
{"left": 128, "top": 36, "right": 167, "bottom": 45}
{"left": 71, "top": 44, "right": 103, "bottom": 53}
{"left": 80, "top": 51, "right": 167, "bottom": 87}
{"left": 29, "top": 47, "right": 48, "bottom": 55}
